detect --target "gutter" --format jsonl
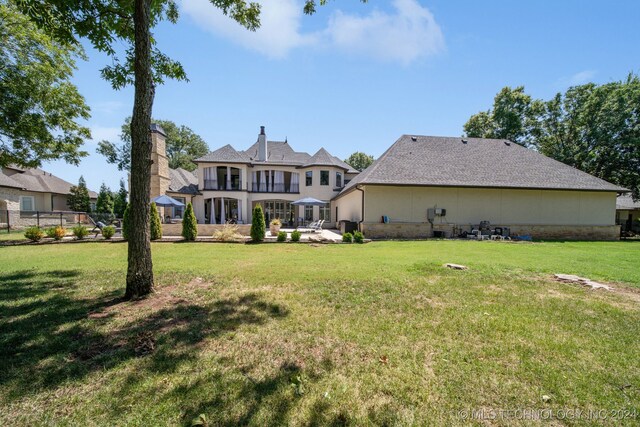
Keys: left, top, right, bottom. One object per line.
{"left": 356, "top": 185, "right": 365, "bottom": 232}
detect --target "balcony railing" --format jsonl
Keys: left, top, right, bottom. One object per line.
{"left": 251, "top": 183, "right": 299, "bottom": 193}
{"left": 203, "top": 180, "right": 242, "bottom": 191}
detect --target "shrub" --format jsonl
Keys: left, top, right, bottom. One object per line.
{"left": 72, "top": 224, "right": 89, "bottom": 240}
{"left": 24, "top": 226, "right": 44, "bottom": 242}
{"left": 291, "top": 230, "right": 301, "bottom": 242}
{"left": 250, "top": 204, "right": 265, "bottom": 242}
{"left": 212, "top": 224, "right": 243, "bottom": 242}
{"left": 353, "top": 231, "right": 364, "bottom": 244}
{"left": 53, "top": 226, "right": 66, "bottom": 240}
{"left": 182, "top": 202, "right": 198, "bottom": 241}
{"left": 277, "top": 231, "right": 287, "bottom": 242}
{"left": 150, "top": 202, "right": 162, "bottom": 240}
{"left": 122, "top": 203, "right": 131, "bottom": 240}
{"left": 102, "top": 225, "right": 116, "bottom": 239}
{"left": 270, "top": 218, "right": 281, "bottom": 226}
{"left": 342, "top": 232, "right": 353, "bottom": 243}
{"left": 45, "top": 227, "right": 57, "bottom": 238}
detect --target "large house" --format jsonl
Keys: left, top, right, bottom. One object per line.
{"left": 0, "top": 164, "right": 97, "bottom": 228}
{"left": 149, "top": 125, "right": 358, "bottom": 227}
{"left": 150, "top": 127, "right": 627, "bottom": 240}
{"left": 616, "top": 194, "right": 640, "bottom": 233}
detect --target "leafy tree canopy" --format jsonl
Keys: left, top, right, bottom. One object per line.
{"left": 97, "top": 117, "right": 209, "bottom": 171}
{"left": 113, "top": 179, "right": 128, "bottom": 218}
{"left": 96, "top": 183, "right": 114, "bottom": 214}
{"left": 345, "top": 151, "right": 374, "bottom": 172}
{"left": 0, "top": 2, "right": 90, "bottom": 168}
{"left": 464, "top": 74, "right": 640, "bottom": 199}
{"left": 67, "top": 175, "right": 91, "bottom": 212}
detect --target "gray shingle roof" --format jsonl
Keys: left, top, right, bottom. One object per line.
{"left": 302, "top": 148, "right": 356, "bottom": 172}
{"left": 339, "top": 135, "right": 627, "bottom": 195}
{"left": 617, "top": 194, "right": 640, "bottom": 210}
{"left": 168, "top": 168, "right": 199, "bottom": 195}
{"left": 0, "top": 172, "right": 23, "bottom": 189}
{"left": 243, "top": 141, "right": 311, "bottom": 164}
{"left": 195, "top": 144, "right": 250, "bottom": 163}
{"left": 2, "top": 168, "right": 98, "bottom": 197}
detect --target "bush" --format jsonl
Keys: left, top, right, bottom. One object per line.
{"left": 45, "top": 227, "right": 57, "bottom": 239}
{"left": 212, "top": 224, "right": 243, "bottom": 242}
{"left": 46, "top": 226, "right": 66, "bottom": 240}
{"left": 250, "top": 204, "right": 265, "bottom": 242}
{"left": 182, "top": 202, "right": 198, "bottom": 241}
{"left": 342, "top": 232, "right": 353, "bottom": 243}
{"left": 150, "top": 202, "right": 162, "bottom": 240}
{"left": 353, "top": 231, "right": 364, "bottom": 244}
{"left": 277, "top": 231, "right": 287, "bottom": 242}
{"left": 270, "top": 218, "right": 281, "bottom": 226}
{"left": 122, "top": 203, "right": 131, "bottom": 240}
{"left": 102, "top": 225, "right": 115, "bottom": 239}
{"left": 291, "top": 230, "right": 301, "bottom": 242}
{"left": 24, "top": 226, "right": 44, "bottom": 242}
{"left": 72, "top": 224, "right": 89, "bottom": 240}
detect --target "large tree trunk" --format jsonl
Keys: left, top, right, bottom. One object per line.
{"left": 125, "top": 0, "right": 154, "bottom": 299}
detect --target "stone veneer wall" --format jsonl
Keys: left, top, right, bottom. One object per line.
{"left": 162, "top": 223, "right": 252, "bottom": 236}
{"left": 361, "top": 222, "right": 620, "bottom": 241}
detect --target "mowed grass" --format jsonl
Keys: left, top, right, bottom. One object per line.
{"left": 0, "top": 240, "right": 638, "bottom": 426}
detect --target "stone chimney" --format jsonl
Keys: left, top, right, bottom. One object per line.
{"left": 257, "top": 125, "right": 267, "bottom": 162}
{"left": 150, "top": 124, "right": 170, "bottom": 199}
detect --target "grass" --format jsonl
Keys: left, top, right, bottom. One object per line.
{"left": 0, "top": 240, "right": 638, "bottom": 425}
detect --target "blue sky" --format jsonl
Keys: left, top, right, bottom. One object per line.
{"left": 43, "top": 0, "right": 640, "bottom": 192}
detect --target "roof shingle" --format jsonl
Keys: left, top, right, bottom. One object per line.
{"left": 168, "top": 168, "right": 199, "bottom": 195}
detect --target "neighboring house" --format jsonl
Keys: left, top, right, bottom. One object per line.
{"left": 333, "top": 135, "right": 627, "bottom": 240}
{"left": 616, "top": 194, "right": 640, "bottom": 233}
{"left": 0, "top": 164, "right": 97, "bottom": 228}
{"left": 149, "top": 125, "right": 358, "bottom": 227}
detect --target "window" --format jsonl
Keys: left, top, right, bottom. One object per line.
{"left": 20, "top": 196, "right": 34, "bottom": 212}
{"left": 173, "top": 197, "right": 186, "bottom": 218}
{"left": 319, "top": 203, "right": 331, "bottom": 222}
{"left": 304, "top": 205, "right": 313, "bottom": 222}
{"left": 305, "top": 171, "right": 312, "bottom": 186}
{"left": 336, "top": 172, "right": 342, "bottom": 188}
{"left": 320, "top": 170, "right": 329, "bottom": 186}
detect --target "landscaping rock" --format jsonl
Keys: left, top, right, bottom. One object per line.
{"left": 444, "top": 263, "right": 468, "bottom": 270}
{"left": 553, "top": 274, "right": 613, "bottom": 291}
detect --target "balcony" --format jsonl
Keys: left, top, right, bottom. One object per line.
{"left": 251, "top": 183, "right": 299, "bottom": 193}
{"left": 203, "top": 180, "right": 242, "bottom": 191}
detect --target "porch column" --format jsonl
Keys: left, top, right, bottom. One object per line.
{"left": 210, "top": 198, "right": 216, "bottom": 224}
{"left": 226, "top": 166, "right": 231, "bottom": 190}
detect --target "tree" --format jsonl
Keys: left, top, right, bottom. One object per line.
{"left": 250, "top": 204, "right": 265, "bottom": 242}
{"left": 67, "top": 176, "right": 91, "bottom": 212}
{"left": 0, "top": 2, "right": 90, "bottom": 168}
{"left": 345, "top": 152, "right": 374, "bottom": 172}
{"left": 122, "top": 203, "right": 131, "bottom": 240}
{"left": 150, "top": 202, "right": 162, "bottom": 240}
{"left": 96, "top": 183, "right": 114, "bottom": 214}
{"left": 463, "top": 86, "right": 540, "bottom": 147}
{"left": 181, "top": 202, "right": 197, "bottom": 241}
{"left": 97, "top": 117, "right": 209, "bottom": 172}
{"left": 113, "top": 179, "right": 128, "bottom": 218}
{"left": 463, "top": 75, "right": 640, "bottom": 199}
{"left": 17, "top": 0, "right": 359, "bottom": 299}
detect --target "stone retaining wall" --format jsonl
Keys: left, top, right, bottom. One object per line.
{"left": 162, "top": 223, "right": 252, "bottom": 236}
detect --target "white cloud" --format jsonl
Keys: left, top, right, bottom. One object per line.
{"left": 182, "top": 0, "right": 316, "bottom": 59}
{"left": 324, "top": 0, "right": 445, "bottom": 64}
{"left": 87, "top": 126, "right": 121, "bottom": 144}
{"left": 181, "top": 0, "right": 444, "bottom": 64}
{"left": 568, "top": 70, "right": 596, "bottom": 86}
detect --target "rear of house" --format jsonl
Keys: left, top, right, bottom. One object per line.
{"left": 334, "top": 135, "right": 626, "bottom": 240}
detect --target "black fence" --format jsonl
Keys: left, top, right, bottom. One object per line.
{"left": 0, "top": 210, "right": 92, "bottom": 233}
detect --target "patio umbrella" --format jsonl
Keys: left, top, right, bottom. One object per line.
{"left": 291, "top": 197, "right": 327, "bottom": 206}
{"left": 152, "top": 195, "right": 185, "bottom": 207}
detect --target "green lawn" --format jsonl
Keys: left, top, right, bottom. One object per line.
{"left": 0, "top": 241, "right": 638, "bottom": 425}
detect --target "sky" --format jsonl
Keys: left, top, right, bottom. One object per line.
{"left": 42, "top": 0, "right": 640, "bottom": 192}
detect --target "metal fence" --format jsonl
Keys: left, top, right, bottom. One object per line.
{"left": 0, "top": 210, "right": 92, "bottom": 233}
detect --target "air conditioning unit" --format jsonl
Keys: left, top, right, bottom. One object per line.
{"left": 435, "top": 208, "right": 446, "bottom": 216}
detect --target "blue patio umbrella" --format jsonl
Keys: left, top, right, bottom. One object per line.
{"left": 291, "top": 197, "right": 326, "bottom": 206}
{"left": 152, "top": 195, "right": 185, "bottom": 207}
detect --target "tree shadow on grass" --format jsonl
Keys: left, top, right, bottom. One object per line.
{"left": 0, "top": 269, "right": 289, "bottom": 407}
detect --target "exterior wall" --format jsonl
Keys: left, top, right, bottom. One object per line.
{"left": 334, "top": 189, "right": 362, "bottom": 223}
{"left": 150, "top": 130, "right": 170, "bottom": 199}
{"left": 617, "top": 209, "right": 640, "bottom": 232}
{"left": 162, "top": 223, "right": 251, "bottom": 236}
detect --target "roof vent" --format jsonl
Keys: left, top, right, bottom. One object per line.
{"left": 411, "top": 136, "right": 417, "bottom": 141}
{"left": 504, "top": 140, "right": 511, "bottom": 146}
{"left": 461, "top": 139, "right": 468, "bottom": 144}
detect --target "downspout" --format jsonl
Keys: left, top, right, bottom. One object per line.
{"left": 356, "top": 185, "right": 365, "bottom": 233}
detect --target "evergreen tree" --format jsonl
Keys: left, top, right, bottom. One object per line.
{"left": 113, "top": 179, "right": 128, "bottom": 218}
{"left": 150, "top": 202, "right": 162, "bottom": 240}
{"left": 181, "top": 202, "right": 197, "bottom": 241}
{"left": 96, "top": 183, "right": 114, "bottom": 216}
{"left": 67, "top": 176, "right": 91, "bottom": 212}
{"left": 250, "top": 204, "right": 266, "bottom": 242}
{"left": 122, "top": 203, "right": 131, "bottom": 240}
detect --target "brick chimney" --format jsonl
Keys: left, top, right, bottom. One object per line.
{"left": 150, "top": 124, "right": 170, "bottom": 199}
{"left": 257, "top": 125, "right": 267, "bottom": 162}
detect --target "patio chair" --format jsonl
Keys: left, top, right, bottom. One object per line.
{"left": 297, "top": 220, "right": 321, "bottom": 233}
{"left": 310, "top": 219, "right": 325, "bottom": 231}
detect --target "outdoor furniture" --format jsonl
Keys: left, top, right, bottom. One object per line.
{"left": 297, "top": 220, "right": 324, "bottom": 233}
